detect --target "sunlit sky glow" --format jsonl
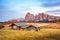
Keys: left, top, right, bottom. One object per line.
{"left": 0, "top": 0, "right": 60, "bottom": 22}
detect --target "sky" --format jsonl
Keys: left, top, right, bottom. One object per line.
{"left": 0, "top": 0, "right": 60, "bottom": 22}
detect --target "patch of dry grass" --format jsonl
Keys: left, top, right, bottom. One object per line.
{"left": 0, "top": 29, "right": 60, "bottom": 40}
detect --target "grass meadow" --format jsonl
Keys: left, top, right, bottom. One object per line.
{"left": 0, "top": 29, "right": 60, "bottom": 40}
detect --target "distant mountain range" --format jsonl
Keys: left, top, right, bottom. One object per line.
{"left": 8, "top": 12, "right": 60, "bottom": 22}
{"left": 8, "top": 18, "right": 25, "bottom": 22}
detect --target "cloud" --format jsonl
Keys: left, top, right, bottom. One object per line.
{"left": 4, "top": 0, "right": 42, "bottom": 15}
{"left": 45, "top": 6, "right": 60, "bottom": 16}
{"left": 25, "top": 6, "right": 48, "bottom": 15}
{"left": 41, "top": 0, "right": 60, "bottom": 7}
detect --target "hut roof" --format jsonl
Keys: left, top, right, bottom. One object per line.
{"left": 14, "top": 23, "right": 28, "bottom": 28}
{"left": 32, "top": 24, "right": 39, "bottom": 27}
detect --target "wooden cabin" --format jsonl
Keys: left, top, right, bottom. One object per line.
{"left": 9, "top": 23, "right": 21, "bottom": 30}
{"left": 9, "top": 23, "right": 28, "bottom": 30}
{"left": 26, "top": 25, "right": 39, "bottom": 31}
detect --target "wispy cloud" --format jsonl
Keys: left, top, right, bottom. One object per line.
{"left": 41, "top": 0, "right": 60, "bottom": 7}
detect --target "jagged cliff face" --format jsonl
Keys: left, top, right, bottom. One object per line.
{"left": 35, "top": 13, "right": 49, "bottom": 21}
{"left": 25, "top": 13, "right": 60, "bottom": 21}
{"left": 25, "top": 12, "right": 34, "bottom": 21}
